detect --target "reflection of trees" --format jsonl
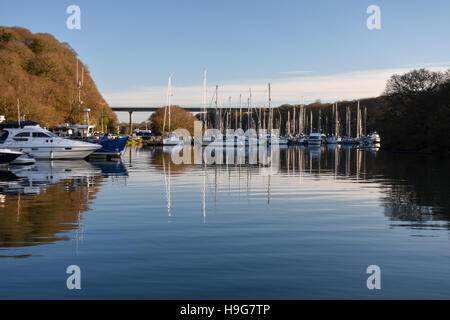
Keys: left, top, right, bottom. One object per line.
{"left": 383, "top": 184, "right": 435, "bottom": 222}
{"left": 149, "top": 147, "right": 194, "bottom": 174}
{"left": 0, "top": 175, "right": 102, "bottom": 251}
{"left": 376, "top": 153, "right": 450, "bottom": 227}
{"left": 280, "top": 146, "right": 450, "bottom": 227}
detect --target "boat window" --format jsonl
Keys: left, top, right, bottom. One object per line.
{"left": 15, "top": 132, "right": 30, "bottom": 137}
{"left": 46, "top": 131, "right": 59, "bottom": 137}
{"left": 32, "top": 132, "right": 50, "bottom": 138}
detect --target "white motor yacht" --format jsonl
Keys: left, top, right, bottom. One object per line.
{"left": 0, "top": 122, "right": 101, "bottom": 159}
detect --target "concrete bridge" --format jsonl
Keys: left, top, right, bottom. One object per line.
{"left": 111, "top": 106, "right": 253, "bottom": 134}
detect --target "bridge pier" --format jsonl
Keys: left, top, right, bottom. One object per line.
{"left": 129, "top": 111, "right": 133, "bottom": 135}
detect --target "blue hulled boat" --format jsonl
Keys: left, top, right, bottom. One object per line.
{"left": 94, "top": 136, "right": 129, "bottom": 157}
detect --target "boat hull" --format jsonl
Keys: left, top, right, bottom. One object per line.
{"left": 95, "top": 136, "right": 129, "bottom": 154}
{"left": 0, "top": 150, "right": 22, "bottom": 165}
{"left": 4, "top": 146, "right": 100, "bottom": 159}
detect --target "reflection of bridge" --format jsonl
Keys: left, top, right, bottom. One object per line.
{"left": 111, "top": 106, "right": 247, "bottom": 134}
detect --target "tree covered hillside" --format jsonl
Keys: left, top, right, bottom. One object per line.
{"left": 0, "top": 26, "right": 117, "bottom": 130}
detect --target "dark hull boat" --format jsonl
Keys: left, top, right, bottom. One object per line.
{"left": 89, "top": 136, "right": 129, "bottom": 159}
{"left": 0, "top": 149, "right": 23, "bottom": 166}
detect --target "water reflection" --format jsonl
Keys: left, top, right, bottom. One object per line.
{"left": 1, "top": 145, "right": 449, "bottom": 258}
{"left": 145, "top": 144, "right": 449, "bottom": 229}
{"left": 0, "top": 160, "right": 128, "bottom": 257}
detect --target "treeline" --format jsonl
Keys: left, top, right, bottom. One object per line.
{"left": 0, "top": 26, "right": 117, "bottom": 130}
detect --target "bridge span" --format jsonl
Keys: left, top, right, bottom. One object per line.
{"left": 111, "top": 106, "right": 247, "bottom": 134}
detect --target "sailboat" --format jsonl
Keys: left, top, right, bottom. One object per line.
{"left": 326, "top": 103, "right": 341, "bottom": 144}
{"left": 266, "top": 83, "right": 287, "bottom": 145}
{"left": 201, "top": 70, "right": 215, "bottom": 146}
{"left": 296, "top": 104, "right": 308, "bottom": 145}
{"left": 205, "top": 85, "right": 226, "bottom": 146}
{"left": 308, "top": 109, "right": 322, "bottom": 146}
{"left": 163, "top": 74, "right": 184, "bottom": 146}
{"left": 341, "top": 105, "right": 355, "bottom": 144}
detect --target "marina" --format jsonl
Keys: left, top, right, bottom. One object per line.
{"left": 1, "top": 0, "right": 449, "bottom": 305}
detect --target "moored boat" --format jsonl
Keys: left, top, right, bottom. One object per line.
{"left": 326, "top": 135, "right": 341, "bottom": 144}
{"left": 369, "top": 132, "right": 381, "bottom": 144}
{"left": 0, "top": 148, "right": 23, "bottom": 167}
{"left": 10, "top": 154, "right": 36, "bottom": 165}
{"left": 163, "top": 133, "right": 183, "bottom": 146}
{"left": 0, "top": 121, "right": 101, "bottom": 159}
{"left": 308, "top": 132, "right": 322, "bottom": 146}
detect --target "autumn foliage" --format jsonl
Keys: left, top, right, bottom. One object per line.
{"left": 0, "top": 26, "right": 117, "bottom": 130}
{"left": 150, "top": 105, "right": 198, "bottom": 136}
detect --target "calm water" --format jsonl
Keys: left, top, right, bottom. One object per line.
{"left": 0, "top": 145, "right": 449, "bottom": 299}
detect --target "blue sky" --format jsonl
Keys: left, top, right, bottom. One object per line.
{"left": 2, "top": 0, "right": 450, "bottom": 121}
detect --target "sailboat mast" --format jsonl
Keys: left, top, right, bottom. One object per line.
{"left": 239, "top": 94, "right": 242, "bottom": 129}
{"left": 287, "top": 111, "right": 291, "bottom": 136}
{"left": 235, "top": 105, "right": 238, "bottom": 130}
{"left": 268, "top": 83, "right": 272, "bottom": 133}
{"left": 347, "top": 106, "right": 351, "bottom": 137}
{"left": 247, "top": 97, "right": 250, "bottom": 131}
{"left": 215, "top": 85, "right": 218, "bottom": 130}
{"left": 318, "top": 109, "right": 322, "bottom": 133}
{"left": 356, "top": 101, "right": 360, "bottom": 139}
{"left": 228, "top": 96, "right": 232, "bottom": 130}
{"left": 168, "top": 74, "right": 172, "bottom": 134}
{"left": 293, "top": 107, "right": 296, "bottom": 136}
{"left": 364, "top": 106, "right": 367, "bottom": 136}
{"left": 203, "top": 70, "right": 207, "bottom": 130}
{"left": 249, "top": 88, "right": 253, "bottom": 130}
{"left": 335, "top": 103, "right": 339, "bottom": 137}
{"left": 218, "top": 87, "right": 222, "bottom": 133}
